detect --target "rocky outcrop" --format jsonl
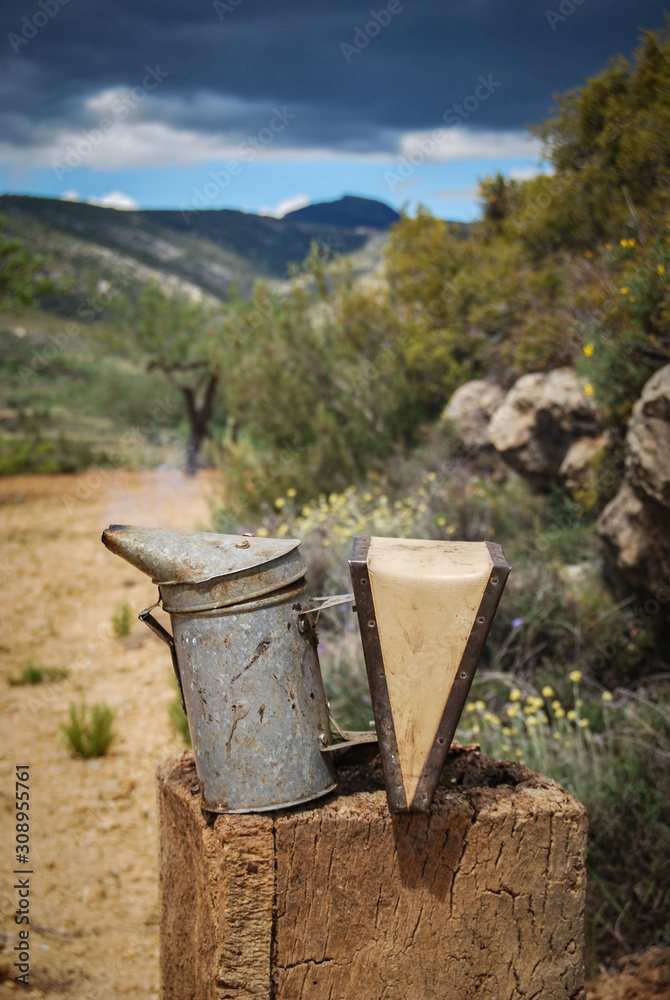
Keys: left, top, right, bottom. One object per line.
{"left": 559, "top": 432, "right": 613, "bottom": 502}
{"left": 625, "top": 365, "right": 670, "bottom": 507}
{"left": 442, "top": 380, "right": 505, "bottom": 450}
{"left": 598, "top": 365, "right": 670, "bottom": 592}
{"left": 487, "top": 368, "right": 599, "bottom": 480}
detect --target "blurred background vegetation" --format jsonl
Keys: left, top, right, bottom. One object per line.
{"left": 2, "top": 22, "right": 669, "bottom": 974}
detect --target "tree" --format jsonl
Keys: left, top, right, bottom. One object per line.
{"left": 529, "top": 21, "right": 670, "bottom": 249}
{"left": 0, "top": 217, "right": 53, "bottom": 309}
{"left": 119, "top": 285, "right": 226, "bottom": 475}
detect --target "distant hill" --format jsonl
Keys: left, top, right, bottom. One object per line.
{"left": 284, "top": 195, "right": 400, "bottom": 230}
{"left": 0, "top": 195, "right": 383, "bottom": 305}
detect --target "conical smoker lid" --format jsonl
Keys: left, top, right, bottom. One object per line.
{"left": 102, "top": 525, "right": 301, "bottom": 585}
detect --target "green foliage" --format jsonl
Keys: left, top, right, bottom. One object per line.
{"left": 8, "top": 662, "right": 69, "bottom": 685}
{"left": 61, "top": 700, "right": 117, "bottom": 758}
{"left": 218, "top": 245, "right": 430, "bottom": 510}
{"left": 167, "top": 680, "right": 191, "bottom": 746}
{"left": 530, "top": 22, "right": 670, "bottom": 250}
{"left": 111, "top": 601, "right": 133, "bottom": 638}
{"left": 0, "top": 217, "right": 53, "bottom": 309}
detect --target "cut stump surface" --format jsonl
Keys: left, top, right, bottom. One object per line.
{"left": 157, "top": 749, "right": 587, "bottom": 1000}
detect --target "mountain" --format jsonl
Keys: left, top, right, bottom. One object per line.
{"left": 284, "top": 195, "right": 400, "bottom": 230}
{"left": 0, "top": 195, "right": 389, "bottom": 306}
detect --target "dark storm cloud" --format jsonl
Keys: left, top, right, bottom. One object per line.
{"left": 1, "top": 0, "right": 667, "bottom": 154}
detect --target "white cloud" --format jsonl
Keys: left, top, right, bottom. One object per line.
{"left": 399, "top": 128, "right": 541, "bottom": 162}
{"left": 509, "top": 163, "right": 552, "bottom": 181}
{"left": 61, "top": 189, "right": 80, "bottom": 202}
{"left": 87, "top": 190, "right": 139, "bottom": 210}
{"left": 259, "top": 193, "right": 310, "bottom": 218}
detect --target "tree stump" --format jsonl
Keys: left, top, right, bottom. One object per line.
{"left": 157, "top": 749, "right": 587, "bottom": 1000}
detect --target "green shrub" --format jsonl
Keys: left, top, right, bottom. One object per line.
{"left": 8, "top": 662, "right": 69, "bottom": 685}
{"left": 62, "top": 700, "right": 117, "bottom": 758}
{"left": 167, "top": 678, "right": 191, "bottom": 746}
{"left": 111, "top": 600, "right": 133, "bottom": 638}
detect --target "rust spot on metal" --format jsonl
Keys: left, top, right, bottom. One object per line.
{"left": 230, "top": 635, "right": 273, "bottom": 684}
{"left": 235, "top": 539, "right": 251, "bottom": 549}
{"left": 226, "top": 706, "right": 249, "bottom": 753}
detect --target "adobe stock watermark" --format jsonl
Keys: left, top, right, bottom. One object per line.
{"left": 384, "top": 73, "right": 501, "bottom": 192}
{"left": 51, "top": 65, "right": 169, "bottom": 180}
{"left": 212, "top": 0, "right": 243, "bottom": 19}
{"left": 7, "top": 0, "right": 70, "bottom": 55}
{"left": 340, "top": 0, "right": 412, "bottom": 63}
{"left": 545, "top": 0, "right": 587, "bottom": 31}
{"left": 179, "top": 106, "right": 296, "bottom": 222}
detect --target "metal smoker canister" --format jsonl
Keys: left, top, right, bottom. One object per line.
{"left": 101, "top": 525, "right": 337, "bottom": 813}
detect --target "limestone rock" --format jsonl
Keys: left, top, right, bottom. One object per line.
{"left": 442, "top": 380, "right": 505, "bottom": 449}
{"left": 559, "top": 433, "right": 612, "bottom": 499}
{"left": 488, "top": 368, "right": 598, "bottom": 480}
{"left": 597, "top": 482, "right": 670, "bottom": 592}
{"left": 625, "top": 364, "right": 670, "bottom": 508}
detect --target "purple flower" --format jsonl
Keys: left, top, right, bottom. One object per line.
{"left": 511, "top": 617, "right": 524, "bottom": 629}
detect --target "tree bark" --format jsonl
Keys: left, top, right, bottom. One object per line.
{"left": 180, "top": 374, "right": 219, "bottom": 476}
{"left": 157, "top": 749, "right": 588, "bottom": 1000}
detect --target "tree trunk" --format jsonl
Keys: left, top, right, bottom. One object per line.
{"left": 157, "top": 749, "right": 588, "bottom": 1000}
{"left": 180, "top": 374, "right": 219, "bottom": 476}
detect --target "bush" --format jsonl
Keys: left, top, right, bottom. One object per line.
{"left": 111, "top": 601, "right": 133, "bottom": 638}
{"left": 167, "top": 677, "right": 191, "bottom": 746}
{"left": 8, "top": 662, "right": 69, "bottom": 685}
{"left": 61, "top": 700, "right": 117, "bottom": 758}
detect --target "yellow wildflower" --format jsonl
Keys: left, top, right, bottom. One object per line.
{"left": 551, "top": 700, "right": 562, "bottom": 711}
{"left": 526, "top": 716, "right": 538, "bottom": 727}
{"left": 510, "top": 689, "right": 521, "bottom": 702}
{"left": 471, "top": 723, "right": 481, "bottom": 735}
{"left": 274, "top": 497, "right": 286, "bottom": 510}
{"left": 506, "top": 707, "right": 518, "bottom": 719}
{"left": 620, "top": 239, "right": 628, "bottom": 248}
{"left": 257, "top": 526, "right": 269, "bottom": 537}
{"left": 553, "top": 731, "right": 562, "bottom": 741}
{"left": 584, "top": 250, "right": 593, "bottom": 259}
{"left": 567, "top": 709, "right": 577, "bottom": 721}
{"left": 436, "top": 516, "right": 447, "bottom": 527}
{"left": 620, "top": 286, "right": 629, "bottom": 294}
{"left": 579, "top": 718, "right": 589, "bottom": 728}
{"left": 554, "top": 707, "right": 565, "bottom": 719}
{"left": 569, "top": 670, "right": 582, "bottom": 683}
{"left": 582, "top": 344, "right": 594, "bottom": 358}
{"left": 277, "top": 523, "right": 288, "bottom": 537}
{"left": 322, "top": 538, "right": 331, "bottom": 547}
{"left": 658, "top": 264, "right": 665, "bottom": 276}
{"left": 601, "top": 691, "right": 614, "bottom": 702}
{"left": 474, "top": 700, "right": 486, "bottom": 711}
{"left": 466, "top": 702, "right": 477, "bottom": 713}
{"left": 584, "top": 383, "right": 594, "bottom": 397}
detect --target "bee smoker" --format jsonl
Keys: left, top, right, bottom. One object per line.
{"left": 102, "top": 525, "right": 337, "bottom": 813}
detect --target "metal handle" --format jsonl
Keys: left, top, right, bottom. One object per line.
{"left": 139, "top": 605, "right": 187, "bottom": 715}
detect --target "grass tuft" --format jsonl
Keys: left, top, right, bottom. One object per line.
{"left": 62, "top": 699, "right": 117, "bottom": 758}
{"left": 8, "top": 661, "right": 69, "bottom": 685}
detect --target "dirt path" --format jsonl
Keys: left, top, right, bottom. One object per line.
{"left": 0, "top": 470, "right": 220, "bottom": 999}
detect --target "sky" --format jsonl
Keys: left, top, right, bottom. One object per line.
{"left": 0, "top": 0, "right": 668, "bottom": 221}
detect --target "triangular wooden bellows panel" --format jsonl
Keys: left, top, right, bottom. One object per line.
{"left": 350, "top": 537, "right": 510, "bottom": 813}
